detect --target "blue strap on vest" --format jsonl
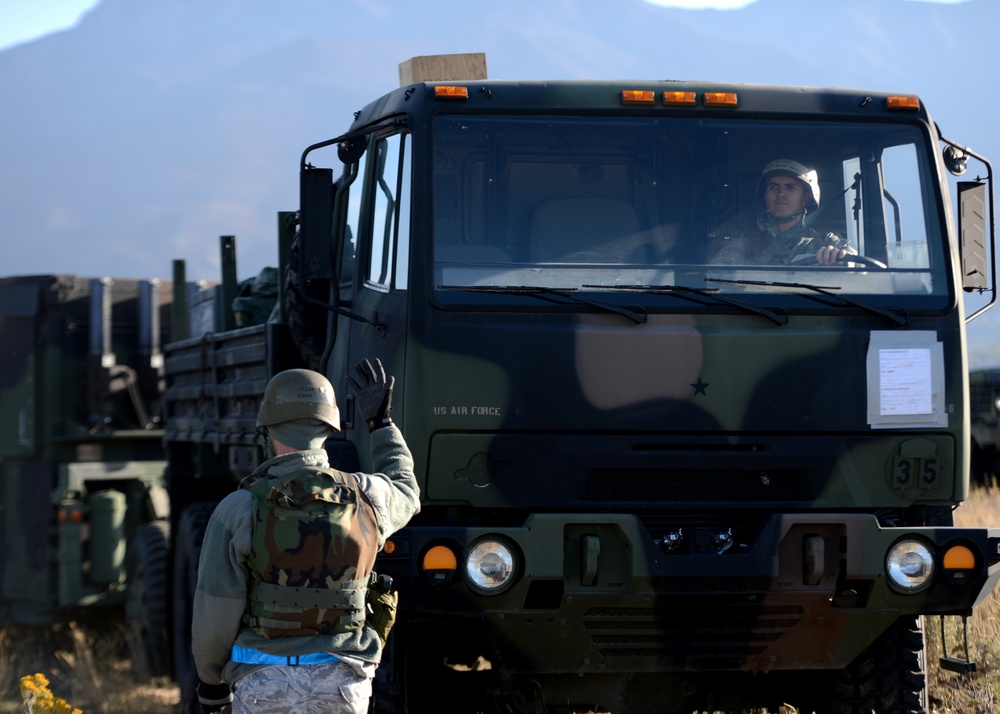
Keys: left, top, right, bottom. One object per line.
{"left": 231, "top": 644, "right": 340, "bottom": 666}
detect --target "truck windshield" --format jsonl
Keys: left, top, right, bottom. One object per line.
{"left": 432, "top": 115, "right": 949, "bottom": 307}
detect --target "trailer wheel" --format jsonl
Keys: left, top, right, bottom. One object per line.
{"left": 802, "top": 615, "right": 928, "bottom": 714}
{"left": 172, "top": 502, "right": 218, "bottom": 712}
{"left": 125, "top": 519, "right": 172, "bottom": 680}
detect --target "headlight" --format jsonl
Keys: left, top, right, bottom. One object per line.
{"left": 886, "top": 539, "right": 935, "bottom": 592}
{"left": 465, "top": 538, "right": 517, "bottom": 594}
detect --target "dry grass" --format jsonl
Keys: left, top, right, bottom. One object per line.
{"left": 3, "top": 489, "right": 1000, "bottom": 713}
{"left": 0, "top": 618, "right": 177, "bottom": 713}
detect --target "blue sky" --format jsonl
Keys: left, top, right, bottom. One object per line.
{"left": 0, "top": 0, "right": 100, "bottom": 51}
{"left": 0, "top": 0, "right": 972, "bottom": 53}
{"left": 643, "top": 0, "right": 967, "bottom": 5}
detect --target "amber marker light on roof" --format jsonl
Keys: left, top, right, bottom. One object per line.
{"left": 663, "top": 91, "right": 697, "bottom": 105}
{"left": 621, "top": 90, "right": 655, "bottom": 105}
{"left": 886, "top": 96, "right": 920, "bottom": 110}
{"left": 704, "top": 92, "right": 738, "bottom": 107}
{"left": 434, "top": 85, "right": 469, "bottom": 100}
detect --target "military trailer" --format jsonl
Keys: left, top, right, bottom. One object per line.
{"left": 140, "top": 55, "right": 1000, "bottom": 713}
{"left": 0, "top": 275, "right": 170, "bottom": 635}
{"left": 970, "top": 367, "right": 1000, "bottom": 485}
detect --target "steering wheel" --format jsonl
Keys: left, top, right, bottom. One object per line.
{"left": 836, "top": 254, "right": 888, "bottom": 270}
{"left": 791, "top": 253, "right": 888, "bottom": 270}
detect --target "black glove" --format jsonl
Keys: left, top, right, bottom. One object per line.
{"left": 197, "top": 680, "right": 233, "bottom": 714}
{"left": 348, "top": 358, "right": 395, "bottom": 432}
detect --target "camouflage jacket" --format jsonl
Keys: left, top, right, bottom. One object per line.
{"left": 710, "top": 213, "right": 853, "bottom": 266}
{"left": 191, "top": 425, "right": 420, "bottom": 685}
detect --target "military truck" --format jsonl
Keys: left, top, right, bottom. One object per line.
{"left": 129, "top": 54, "right": 1000, "bottom": 713}
{"left": 0, "top": 275, "right": 171, "bottom": 638}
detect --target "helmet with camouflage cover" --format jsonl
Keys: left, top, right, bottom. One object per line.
{"left": 257, "top": 369, "right": 341, "bottom": 431}
{"left": 759, "top": 158, "right": 820, "bottom": 210}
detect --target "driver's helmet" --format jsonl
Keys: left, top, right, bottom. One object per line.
{"left": 257, "top": 368, "right": 341, "bottom": 431}
{"left": 759, "top": 159, "right": 820, "bottom": 210}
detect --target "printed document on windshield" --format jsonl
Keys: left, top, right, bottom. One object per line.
{"left": 866, "top": 331, "right": 946, "bottom": 428}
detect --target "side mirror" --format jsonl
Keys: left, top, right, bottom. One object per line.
{"left": 338, "top": 138, "right": 366, "bottom": 164}
{"left": 959, "top": 181, "right": 987, "bottom": 292}
{"left": 299, "top": 167, "right": 335, "bottom": 281}
{"left": 945, "top": 145, "right": 969, "bottom": 176}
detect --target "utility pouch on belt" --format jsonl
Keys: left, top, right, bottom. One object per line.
{"left": 366, "top": 572, "right": 398, "bottom": 645}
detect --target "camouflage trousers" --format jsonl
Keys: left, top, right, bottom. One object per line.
{"left": 232, "top": 662, "right": 371, "bottom": 714}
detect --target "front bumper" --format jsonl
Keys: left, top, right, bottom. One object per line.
{"left": 388, "top": 513, "right": 1000, "bottom": 673}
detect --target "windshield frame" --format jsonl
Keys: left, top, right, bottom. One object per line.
{"left": 426, "top": 110, "right": 955, "bottom": 316}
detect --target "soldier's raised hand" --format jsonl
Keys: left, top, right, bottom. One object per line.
{"left": 348, "top": 358, "right": 394, "bottom": 432}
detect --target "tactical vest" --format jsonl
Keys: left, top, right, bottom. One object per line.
{"left": 243, "top": 464, "right": 380, "bottom": 639}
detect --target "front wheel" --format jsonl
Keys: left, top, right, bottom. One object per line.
{"left": 804, "top": 615, "right": 927, "bottom": 714}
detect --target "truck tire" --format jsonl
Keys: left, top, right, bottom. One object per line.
{"left": 172, "top": 502, "right": 218, "bottom": 712}
{"left": 125, "top": 519, "right": 172, "bottom": 680}
{"left": 824, "top": 615, "right": 928, "bottom": 714}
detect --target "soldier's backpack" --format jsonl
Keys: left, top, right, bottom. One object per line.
{"left": 243, "top": 465, "right": 380, "bottom": 639}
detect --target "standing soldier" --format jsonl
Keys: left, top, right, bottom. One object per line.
{"left": 192, "top": 359, "right": 420, "bottom": 713}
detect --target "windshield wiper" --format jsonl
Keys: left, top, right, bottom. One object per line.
{"left": 586, "top": 283, "right": 788, "bottom": 326}
{"left": 706, "top": 278, "right": 908, "bottom": 326}
{"left": 437, "top": 285, "right": 648, "bottom": 325}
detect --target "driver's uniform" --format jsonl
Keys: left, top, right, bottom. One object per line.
{"left": 710, "top": 212, "right": 854, "bottom": 265}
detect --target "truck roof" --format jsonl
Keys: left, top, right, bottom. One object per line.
{"left": 349, "top": 79, "right": 930, "bottom": 132}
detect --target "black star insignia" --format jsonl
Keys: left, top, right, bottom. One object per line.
{"left": 690, "top": 377, "right": 709, "bottom": 396}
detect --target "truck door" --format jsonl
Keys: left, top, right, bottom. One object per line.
{"left": 331, "top": 130, "right": 411, "bottom": 437}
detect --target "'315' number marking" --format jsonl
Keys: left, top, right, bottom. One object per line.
{"left": 892, "top": 456, "right": 939, "bottom": 490}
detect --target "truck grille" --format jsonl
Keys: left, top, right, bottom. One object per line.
{"left": 583, "top": 605, "right": 804, "bottom": 666}
{"left": 579, "top": 468, "right": 814, "bottom": 502}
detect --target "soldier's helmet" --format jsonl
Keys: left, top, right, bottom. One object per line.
{"left": 759, "top": 158, "right": 820, "bottom": 210}
{"left": 257, "top": 369, "right": 341, "bottom": 431}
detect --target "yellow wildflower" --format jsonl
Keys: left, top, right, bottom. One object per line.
{"left": 19, "top": 672, "right": 83, "bottom": 714}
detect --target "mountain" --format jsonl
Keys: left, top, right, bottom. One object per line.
{"left": 1, "top": 0, "right": 998, "bottom": 364}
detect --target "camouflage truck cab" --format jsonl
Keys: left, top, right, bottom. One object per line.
{"left": 297, "top": 63, "right": 999, "bottom": 713}
{"left": 159, "top": 57, "right": 1000, "bottom": 713}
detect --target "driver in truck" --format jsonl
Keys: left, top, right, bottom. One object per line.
{"left": 711, "top": 158, "right": 858, "bottom": 266}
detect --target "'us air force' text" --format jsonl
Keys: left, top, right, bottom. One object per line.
{"left": 433, "top": 405, "right": 502, "bottom": 416}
